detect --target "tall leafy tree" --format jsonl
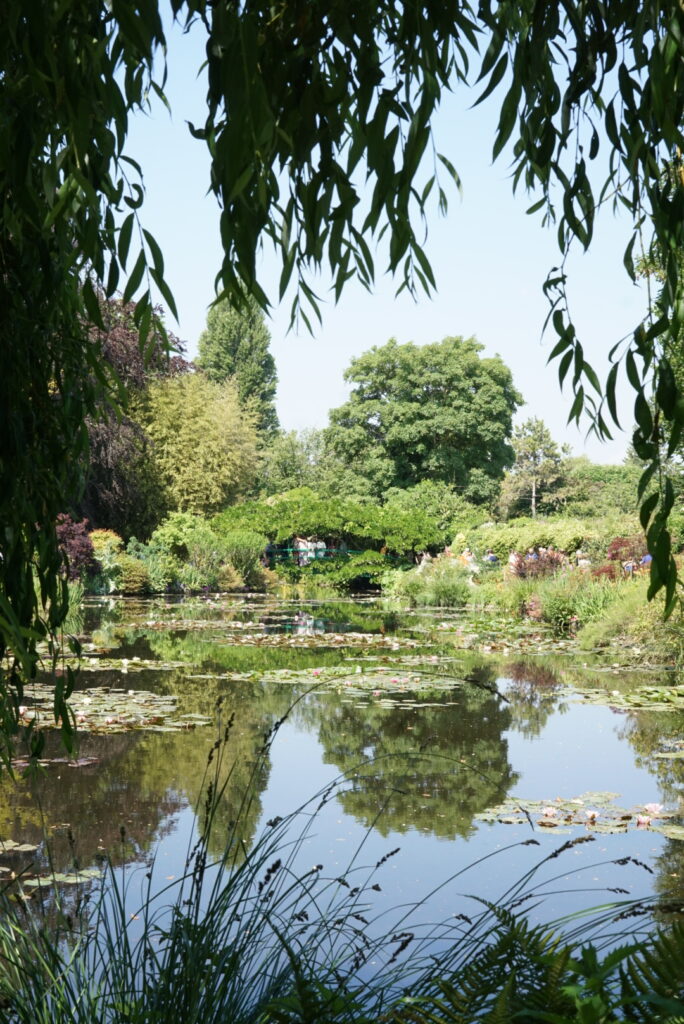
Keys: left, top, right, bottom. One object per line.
{"left": 136, "top": 374, "right": 260, "bottom": 517}
{"left": 498, "top": 418, "right": 569, "bottom": 519}
{"left": 196, "top": 298, "right": 278, "bottom": 434}
{"left": 78, "top": 300, "right": 189, "bottom": 539}
{"left": 326, "top": 338, "right": 522, "bottom": 503}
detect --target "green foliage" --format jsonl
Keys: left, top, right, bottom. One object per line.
{"left": 552, "top": 459, "right": 642, "bottom": 519}
{"left": 149, "top": 514, "right": 229, "bottom": 591}
{"left": 136, "top": 375, "right": 260, "bottom": 517}
{"left": 498, "top": 418, "right": 569, "bottom": 519}
{"left": 115, "top": 554, "right": 151, "bottom": 595}
{"left": 302, "top": 550, "right": 389, "bottom": 591}
{"left": 385, "top": 482, "right": 487, "bottom": 538}
{"left": 216, "top": 487, "right": 480, "bottom": 559}
{"left": 88, "top": 529, "right": 125, "bottom": 594}
{"left": 326, "top": 337, "right": 522, "bottom": 502}
{"left": 390, "top": 558, "right": 472, "bottom": 608}
{"left": 469, "top": 515, "right": 640, "bottom": 565}
{"left": 578, "top": 581, "right": 684, "bottom": 661}
{"left": 196, "top": 296, "right": 278, "bottom": 434}
{"left": 126, "top": 538, "right": 181, "bottom": 594}
{"left": 211, "top": 529, "right": 268, "bottom": 587}
{"left": 0, "top": 0, "right": 172, "bottom": 761}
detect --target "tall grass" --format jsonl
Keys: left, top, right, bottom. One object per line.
{"left": 0, "top": 713, "right": 682, "bottom": 1022}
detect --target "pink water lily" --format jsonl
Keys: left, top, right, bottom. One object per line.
{"left": 585, "top": 809, "right": 599, "bottom": 822}
{"left": 644, "top": 802, "right": 663, "bottom": 816}
{"left": 636, "top": 814, "right": 651, "bottom": 827}
{"left": 542, "top": 806, "right": 558, "bottom": 818}
{"left": 312, "top": 669, "right": 321, "bottom": 677}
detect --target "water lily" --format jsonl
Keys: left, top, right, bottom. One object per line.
{"left": 585, "top": 809, "right": 599, "bottom": 822}
{"left": 636, "top": 814, "right": 651, "bottom": 827}
{"left": 644, "top": 802, "right": 663, "bottom": 816}
{"left": 312, "top": 669, "right": 321, "bottom": 677}
{"left": 542, "top": 806, "right": 558, "bottom": 818}
{"left": 390, "top": 677, "right": 399, "bottom": 684}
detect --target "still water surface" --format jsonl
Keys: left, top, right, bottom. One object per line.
{"left": 3, "top": 595, "right": 683, "bottom": 933}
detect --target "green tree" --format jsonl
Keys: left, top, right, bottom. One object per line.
{"left": 326, "top": 337, "right": 522, "bottom": 503}
{"left": 551, "top": 458, "right": 642, "bottom": 519}
{"left": 196, "top": 297, "right": 278, "bottom": 434}
{"left": 498, "top": 419, "right": 569, "bottom": 519}
{"left": 136, "top": 375, "right": 260, "bottom": 517}
{"left": 78, "top": 300, "right": 189, "bottom": 540}
{"left": 260, "top": 428, "right": 374, "bottom": 499}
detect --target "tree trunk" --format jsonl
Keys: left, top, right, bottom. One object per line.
{"left": 531, "top": 476, "right": 537, "bottom": 518}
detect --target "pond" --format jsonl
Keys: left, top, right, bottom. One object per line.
{"left": 3, "top": 595, "right": 683, "bottom": 942}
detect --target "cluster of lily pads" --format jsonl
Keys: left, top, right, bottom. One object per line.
{"left": 570, "top": 682, "right": 684, "bottom": 712}
{"left": 0, "top": 839, "right": 102, "bottom": 895}
{"left": 18, "top": 681, "right": 211, "bottom": 734}
{"left": 475, "top": 790, "right": 684, "bottom": 840}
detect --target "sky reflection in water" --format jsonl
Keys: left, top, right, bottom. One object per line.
{"left": 2, "top": 595, "right": 682, "bottom": 933}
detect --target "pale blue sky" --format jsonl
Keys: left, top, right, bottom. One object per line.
{"left": 127, "top": 17, "right": 648, "bottom": 463}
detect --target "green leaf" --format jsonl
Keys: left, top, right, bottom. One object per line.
{"left": 122, "top": 249, "right": 146, "bottom": 304}
{"left": 118, "top": 212, "right": 135, "bottom": 269}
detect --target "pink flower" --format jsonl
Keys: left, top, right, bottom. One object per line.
{"left": 372, "top": 689, "right": 382, "bottom": 696}
{"left": 585, "top": 809, "right": 599, "bottom": 822}
{"left": 542, "top": 806, "right": 558, "bottom": 818}
{"left": 18, "top": 706, "right": 27, "bottom": 718}
{"left": 636, "top": 814, "right": 651, "bottom": 827}
{"left": 390, "top": 677, "right": 399, "bottom": 684}
{"left": 312, "top": 669, "right": 321, "bottom": 677}
{"left": 644, "top": 802, "right": 663, "bottom": 816}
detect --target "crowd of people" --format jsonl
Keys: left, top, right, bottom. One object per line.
{"left": 417, "top": 542, "right": 654, "bottom": 580}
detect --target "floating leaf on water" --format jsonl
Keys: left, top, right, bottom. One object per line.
{"left": 651, "top": 824, "right": 684, "bottom": 841}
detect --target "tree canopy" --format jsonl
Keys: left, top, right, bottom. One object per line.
{"left": 4, "top": 0, "right": 684, "bottom": 761}
{"left": 499, "top": 418, "right": 569, "bottom": 519}
{"left": 196, "top": 296, "right": 279, "bottom": 434}
{"left": 137, "top": 374, "right": 260, "bottom": 517}
{"left": 327, "top": 337, "right": 522, "bottom": 503}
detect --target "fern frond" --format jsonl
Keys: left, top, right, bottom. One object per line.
{"left": 619, "top": 921, "right": 684, "bottom": 1023}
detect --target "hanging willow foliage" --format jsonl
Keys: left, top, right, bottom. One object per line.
{"left": 2, "top": 0, "right": 684, "bottom": 760}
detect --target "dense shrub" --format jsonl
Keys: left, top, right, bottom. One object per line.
{"left": 56, "top": 514, "right": 96, "bottom": 580}
{"left": 535, "top": 576, "right": 626, "bottom": 634}
{"left": 88, "top": 529, "right": 125, "bottom": 593}
{"left": 507, "top": 549, "right": 565, "bottom": 579}
{"left": 606, "top": 535, "right": 645, "bottom": 563}
{"left": 151, "top": 513, "right": 230, "bottom": 590}
{"left": 212, "top": 528, "right": 268, "bottom": 585}
{"left": 115, "top": 553, "right": 151, "bottom": 595}
{"left": 467, "top": 514, "right": 639, "bottom": 564}
{"left": 303, "top": 550, "right": 389, "bottom": 591}
{"left": 390, "top": 557, "right": 472, "bottom": 608}
{"left": 127, "top": 537, "right": 182, "bottom": 592}
{"left": 216, "top": 563, "right": 244, "bottom": 591}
